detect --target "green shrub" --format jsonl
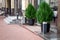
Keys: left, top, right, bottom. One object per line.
{"left": 36, "top": 2, "right": 54, "bottom": 23}
{"left": 25, "top": 3, "right": 36, "bottom": 19}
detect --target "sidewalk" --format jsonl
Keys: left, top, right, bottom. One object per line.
{"left": 22, "top": 22, "right": 58, "bottom": 40}
{"left": 0, "top": 16, "right": 43, "bottom": 40}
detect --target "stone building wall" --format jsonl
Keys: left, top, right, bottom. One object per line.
{"left": 57, "top": 0, "right": 60, "bottom": 33}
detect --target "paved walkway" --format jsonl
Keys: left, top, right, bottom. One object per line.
{"left": 0, "top": 16, "right": 43, "bottom": 40}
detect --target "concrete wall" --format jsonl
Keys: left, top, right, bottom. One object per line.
{"left": 22, "top": 0, "right": 28, "bottom": 10}
{"left": 45, "top": 0, "right": 49, "bottom": 4}
{"left": 0, "top": 0, "right": 2, "bottom": 8}
{"left": 57, "top": 0, "right": 60, "bottom": 33}
{"left": 0, "top": 0, "right": 2, "bottom": 3}
{"left": 2, "top": 0, "right": 5, "bottom": 7}
{"left": 22, "top": 0, "right": 25, "bottom": 10}
{"left": 11, "top": 0, "right": 14, "bottom": 8}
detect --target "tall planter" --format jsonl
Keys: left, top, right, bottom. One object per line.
{"left": 41, "top": 22, "right": 50, "bottom": 34}
{"left": 25, "top": 3, "right": 36, "bottom": 25}
{"left": 36, "top": 2, "right": 54, "bottom": 34}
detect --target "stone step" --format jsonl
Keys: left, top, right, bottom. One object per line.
{"left": 4, "top": 16, "right": 25, "bottom": 24}
{"left": 4, "top": 18, "right": 12, "bottom": 24}
{"left": 4, "top": 19, "right": 10, "bottom": 24}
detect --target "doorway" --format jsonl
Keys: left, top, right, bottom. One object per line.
{"left": 7, "top": 0, "right": 11, "bottom": 15}
{"left": 5, "top": 0, "right": 11, "bottom": 16}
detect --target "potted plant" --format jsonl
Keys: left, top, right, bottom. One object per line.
{"left": 36, "top": 2, "right": 54, "bottom": 34}
{"left": 25, "top": 3, "right": 36, "bottom": 25}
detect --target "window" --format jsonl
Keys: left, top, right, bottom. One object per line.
{"left": 50, "top": 0, "right": 58, "bottom": 7}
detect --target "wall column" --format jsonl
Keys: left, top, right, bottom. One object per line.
{"left": 11, "top": 0, "right": 14, "bottom": 15}
{"left": 14, "top": 0, "right": 18, "bottom": 15}
{"left": 57, "top": 0, "right": 60, "bottom": 33}
{"left": 18, "top": 0, "right": 22, "bottom": 16}
{"left": 22, "top": 0, "right": 29, "bottom": 17}
{"left": 32, "top": 0, "right": 38, "bottom": 9}
{"left": 2, "top": 0, "right": 5, "bottom": 11}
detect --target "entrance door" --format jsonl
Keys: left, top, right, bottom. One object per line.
{"left": 7, "top": 0, "right": 11, "bottom": 15}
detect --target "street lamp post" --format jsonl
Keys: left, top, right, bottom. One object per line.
{"left": 16, "top": 13, "right": 19, "bottom": 20}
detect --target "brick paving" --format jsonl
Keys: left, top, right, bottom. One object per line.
{"left": 0, "top": 16, "right": 43, "bottom": 40}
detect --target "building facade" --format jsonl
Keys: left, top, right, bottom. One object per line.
{"left": 57, "top": 0, "right": 60, "bottom": 33}
{"left": 1, "top": 0, "right": 58, "bottom": 16}
{"left": 1, "top": 0, "right": 49, "bottom": 16}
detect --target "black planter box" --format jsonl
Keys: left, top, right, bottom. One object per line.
{"left": 47, "top": 23, "right": 50, "bottom": 32}
{"left": 28, "top": 19, "right": 35, "bottom": 25}
{"left": 41, "top": 23, "right": 50, "bottom": 34}
{"left": 25, "top": 18, "right": 27, "bottom": 24}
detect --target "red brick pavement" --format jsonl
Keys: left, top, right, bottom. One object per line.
{"left": 0, "top": 16, "right": 43, "bottom": 40}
